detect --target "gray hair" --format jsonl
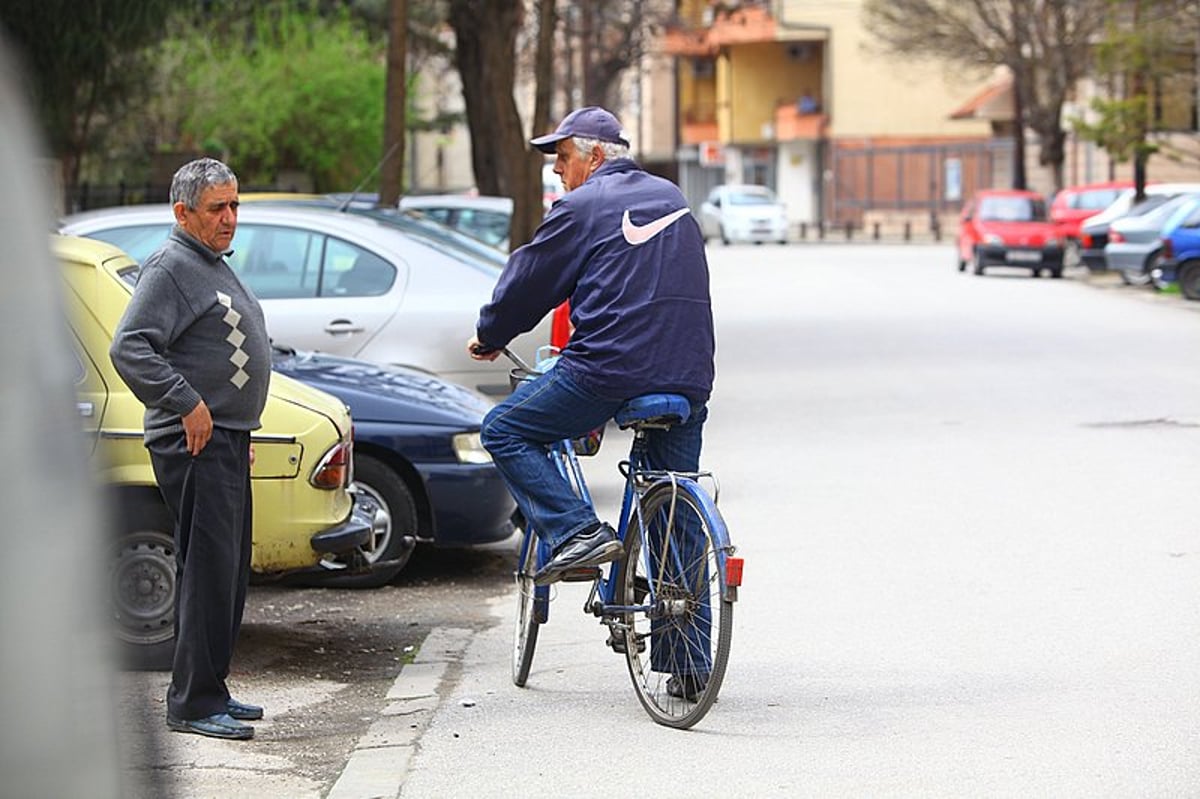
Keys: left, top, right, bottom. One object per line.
{"left": 571, "top": 136, "right": 629, "bottom": 161}
{"left": 169, "top": 157, "right": 238, "bottom": 209}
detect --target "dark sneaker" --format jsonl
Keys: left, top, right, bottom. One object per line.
{"left": 533, "top": 523, "right": 621, "bottom": 586}
{"left": 166, "top": 712, "right": 254, "bottom": 740}
{"left": 666, "top": 674, "right": 707, "bottom": 702}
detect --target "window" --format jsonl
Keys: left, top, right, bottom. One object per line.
{"left": 226, "top": 225, "right": 322, "bottom": 299}
{"left": 322, "top": 238, "right": 395, "bottom": 297}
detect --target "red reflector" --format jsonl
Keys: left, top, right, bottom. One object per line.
{"left": 725, "top": 557, "right": 744, "bottom": 587}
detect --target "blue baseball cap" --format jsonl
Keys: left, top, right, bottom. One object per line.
{"left": 530, "top": 106, "right": 630, "bottom": 153}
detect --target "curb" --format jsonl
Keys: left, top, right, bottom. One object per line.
{"left": 326, "top": 626, "right": 473, "bottom": 799}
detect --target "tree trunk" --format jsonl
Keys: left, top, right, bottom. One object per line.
{"left": 448, "top": 0, "right": 537, "bottom": 242}
{"left": 379, "top": 0, "right": 408, "bottom": 207}
{"left": 1011, "top": 70, "right": 1028, "bottom": 190}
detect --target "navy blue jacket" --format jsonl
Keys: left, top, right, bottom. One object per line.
{"left": 477, "top": 158, "right": 715, "bottom": 402}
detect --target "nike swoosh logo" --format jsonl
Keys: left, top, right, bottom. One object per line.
{"left": 621, "top": 207, "right": 690, "bottom": 245}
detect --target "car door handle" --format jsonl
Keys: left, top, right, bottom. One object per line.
{"left": 324, "top": 319, "right": 364, "bottom": 336}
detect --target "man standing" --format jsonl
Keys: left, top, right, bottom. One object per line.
{"left": 111, "top": 158, "right": 271, "bottom": 740}
{"left": 466, "top": 107, "right": 715, "bottom": 693}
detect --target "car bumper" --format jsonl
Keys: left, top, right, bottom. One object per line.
{"left": 725, "top": 224, "right": 788, "bottom": 244}
{"left": 419, "top": 462, "right": 518, "bottom": 547}
{"left": 976, "top": 244, "right": 1064, "bottom": 268}
{"left": 1103, "top": 243, "right": 1156, "bottom": 274}
{"left": 309, "top": 508, "right": 373, "bottom": 554}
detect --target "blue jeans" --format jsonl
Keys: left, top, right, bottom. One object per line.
{"left": 480, "top": 366, "right": 707, "bottom": 551}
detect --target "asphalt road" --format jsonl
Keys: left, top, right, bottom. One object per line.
{"left": 121, "top": 245, "right": 1200, "bottom": 797}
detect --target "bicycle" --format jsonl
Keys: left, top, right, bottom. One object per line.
{"left": 502, "top": 348, "right": 742, "bottom": 729}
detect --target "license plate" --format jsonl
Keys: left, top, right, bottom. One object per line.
{"left": 1006, "top": 249, "right": 1042, "bottom": 263}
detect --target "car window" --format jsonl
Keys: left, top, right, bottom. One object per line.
{"left": 322, "top": 237, "right": 395, "bottom": 297}
{"left": 225, "top": 224, "right": 323, "bottom": 298}
{"left": 1124, "top": 194, "right": 1172, "bottom": 218}
{"left": 83, "top": 224, "right": 170, "bottom": 263}
{"left": 977, "top": 196, "right": 1046, "bottom": 221}
{"left": 727, "top": 188, "right": 777, "bottom": 206}
{"left": 1075, "top": 189, "right": 1123, "bottom": 211}
{"left": 451, "top": 209, "right": 509, "bottom": 247}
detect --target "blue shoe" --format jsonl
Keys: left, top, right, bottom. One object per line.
{"left": 534, "top": 523, "right": 621, "bottom": 586}
{"left": 167, "top": 712, "right": 254, "bottom": 740}
{"left": 226, "top": 697, "right": 264, "bottom": 721}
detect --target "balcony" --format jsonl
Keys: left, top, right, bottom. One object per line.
{"left": 775, "top": 101, "right": 827, "bottom": 141}
{"left": 681, "top": 104, "right": 719, "bottom": 145}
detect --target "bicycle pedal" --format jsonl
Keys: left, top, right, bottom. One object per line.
{"left": 560, "top": 566, "right": 601, "bottom": 583}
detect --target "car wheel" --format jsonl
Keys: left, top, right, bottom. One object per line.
{"left": 313, "top": 454, "right": 418, "bottom": 589}
{"left": 972, "top": 248, "right": 986, "bottom": 275}
{"left": 720, "top": 225, "right": 731, "bottom": 245}
{"left": 1119, "top": 266, "right": 1152, "bottom": 287}
{"left": 1049, "top": 266, "right": 1064, "bottom": 279}
{"left": 111, "top": 500, "right": 176, "bottom": 671}
{"left": 957, "top": 252, "right": 967, "bottom": 272}
{"left": 1179, "top": 261, "right": 1200, "bottom": 300}
{"left": 1063, "top": 239, "right": 1082, "bottom": 269}
{"left": 1147, "top": 251, "right": 1171, "bottom": 291}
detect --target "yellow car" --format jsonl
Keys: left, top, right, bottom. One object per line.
{"left": 55, "top": 235, "right": 371, "bottom": 669}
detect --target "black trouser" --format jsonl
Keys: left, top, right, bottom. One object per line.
{"left": 148, "top": 427, "right": 253, "bottom": 722}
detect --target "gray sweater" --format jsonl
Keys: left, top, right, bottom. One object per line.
{"left": 110, "top": 226, "right": 271, "bottom": 443}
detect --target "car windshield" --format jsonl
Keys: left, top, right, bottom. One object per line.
{"left": 727, "top": 188, "right": 777, "bottom": 206}
{"left": 978, "top": 196, "right": 1046, "bottom": 222}
{"left": 1072, "top": 188, "right": 1125, "bottom": 211}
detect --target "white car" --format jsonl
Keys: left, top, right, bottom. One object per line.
{"left": 60, "top": 204, "right": 552, "bottom": 396}
{"left": 400, "top": 194, "right": 512, "bottom": 251}
{"left": 699, "top": 184, "right": 789, "bottom": 245}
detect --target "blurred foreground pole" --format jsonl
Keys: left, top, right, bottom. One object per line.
{"left": 0, "top": 39, "right": 121, "bottom": 799}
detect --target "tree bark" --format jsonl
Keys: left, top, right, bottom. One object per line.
{"left": 379, "top": 0, "right": 408, "bottom": 207}
{"left": 448, "top": 0, "right": 538, "bottom": 243}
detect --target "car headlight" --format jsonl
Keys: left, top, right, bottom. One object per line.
{"left": 984, "top": 233, "right": 1004, "bottom": 245}
{"left": 452, "top": 432, "right": 492, "bottom": 464}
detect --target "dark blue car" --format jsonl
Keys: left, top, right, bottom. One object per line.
{"left": 272, "top": 346, "right": 517, "bottom": 588}
{"left": 1160, "top": 199, "right": 1200, "bottom": 300}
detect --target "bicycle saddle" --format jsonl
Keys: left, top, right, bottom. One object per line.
{"left": 614, "top": 394, "right": 691, "bottom": 430}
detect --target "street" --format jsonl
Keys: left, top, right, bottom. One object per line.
{"left": 122, "top": 244, "right": 1200, "bottom": 797}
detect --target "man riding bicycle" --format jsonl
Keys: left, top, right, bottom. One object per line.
{"left": 467, "top": 108, "right": 715, "bottom": 702}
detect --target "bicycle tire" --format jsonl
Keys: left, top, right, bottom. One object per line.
{"left": 512, "top": 528, "right": 545, "bottom": 686}
{"left": 617, "top": 480, "right": 732, "bottom": 728}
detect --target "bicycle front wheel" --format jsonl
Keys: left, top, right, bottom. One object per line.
{"left": 512, "top": 528, "right": 547, "bottom": 686}
{"left": 617, "top": 480, "right": 732, "bottom": 728}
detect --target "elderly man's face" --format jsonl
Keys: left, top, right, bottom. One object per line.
{"left": 554, "top": 140, "right": 601, "bottom": 193}
{"left": 174, "top": 182, "right": 239, "bottom": 253}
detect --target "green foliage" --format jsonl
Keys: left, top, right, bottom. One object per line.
{"left": 162, "top": 4, "right": 387, "bottom": 191}
{"left": 1072, "top": 97, "right": 1158, "bottom": 165}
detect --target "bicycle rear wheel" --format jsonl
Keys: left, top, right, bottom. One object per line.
{"left": 512, "top": 528, "right": 547, "bottom": 686}
{"left": 617, "top": 481, "right": 732, "bottom": 728}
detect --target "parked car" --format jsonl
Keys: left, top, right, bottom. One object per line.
{"left": 955, "top": 189, "right": 1064, "bottom": 277}
{"left": 56, "top": 234, "right": 373, "bottom": 669}
{"left": 399, "top": 194, "right": 512, "bottom": 251}
{"left": 1077, "top": 182, "right": 1200, "bottom": 271}
{"left": 1103, "top": 192, "right": 1200, "bottom": 286}
{"left": 60, "top": 204, "right": 553, "bottom": 396}
{"left": 1160, "top": 200, "right": 1200, "bottom": 300}
{"left": 698, "top": 184, "right": 789, "bottom": 245}
{"left": 1049, "top": 180, "right": 1133, "bottom": 263}
{"left": 271, "top": 345, "right": 518, "bottom": 588}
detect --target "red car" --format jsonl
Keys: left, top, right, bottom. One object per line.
{"left": 956, "top": 189, "right": 1065, "bottom": 278}
{"left": 1049, "top": 180, "right": 1134, "bottom": 243}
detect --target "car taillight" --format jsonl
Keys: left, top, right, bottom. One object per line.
{"left": 311, "top": 440, "right": 352, "bottom": 490}
{"left": 1162, "top": 237, "right": 1173, "bottom": 259}
{"left": 1081, "top": 233, "right": 1093, "bottom": 248}
{"left": 1109, "top": 230, "right": 1125, "bottom": 244}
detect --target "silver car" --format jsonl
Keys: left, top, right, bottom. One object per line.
{"left": 60, "top": 204, "right": 552, "bottom": 396}
{"left": 1104, "top": 192, "right": 1200, "bottom": 286}
{"left": 698, "top": 184, "right": 789, "bottom": 245}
